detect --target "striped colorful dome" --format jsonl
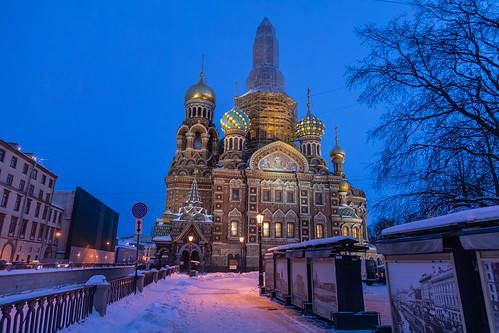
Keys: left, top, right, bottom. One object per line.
{"left": 296, "top": 110, "right": 325, "bottom": 138}
{"left": 220, "top": 105, "right": 250, "bottom": 133}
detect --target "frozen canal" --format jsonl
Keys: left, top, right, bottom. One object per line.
{"left": 62, "top": 272, "right": 390, "bottom": 333}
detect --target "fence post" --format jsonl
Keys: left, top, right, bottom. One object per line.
{"left": 136, "top": 274, "right": 145, "bottom": 293}
{"left": 85, "top": 275, "right": 109, "bottom": 317}
{"left": 151, "top": 268, "right": 159, "bottom": 283}
{"left": 160, "top": 267, "right": 167, "bottom": 279}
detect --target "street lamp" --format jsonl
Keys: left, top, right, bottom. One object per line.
{"left": 256, "top": 213, "right": 264, "bottom": 293}
{"left": 239, "top": 236, "right": 244, "bottom": 274}
{"left": 188, "top": 235, "right": 194, "bottom": 276}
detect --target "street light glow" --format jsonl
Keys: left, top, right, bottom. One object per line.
{"left": 256, "top": 214, "right": 264, "bottom": 225}
{"left": 188, "top": 235, "right": 194, "bottom": 243}
{"left": 239, "top": 236, "right": 244, "bottom": 243}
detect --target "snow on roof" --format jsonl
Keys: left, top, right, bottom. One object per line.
{"left": 267, "top": 236, "right": 358, "bottom": 252}
{"left": 382, "top": 205, "right": 499, "bottom": 236}
{"left": 153, "top": 235, "right": 172, "bottom": 242}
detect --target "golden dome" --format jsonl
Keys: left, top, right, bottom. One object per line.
{"left": 339, "top": 180, "right": 349, "bottom": 192}
{"left": 185, "top": 76, "right": 216, "bottom": 103}
{"left": 330, "top": 141, "right": 346, "bottom": 160}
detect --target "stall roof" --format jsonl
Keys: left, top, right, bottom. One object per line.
{"left": 267, "top": 236, "right": 361, "bottom": 252}
{"left": 382, "top": 206, "right": 499, "bottom": 237}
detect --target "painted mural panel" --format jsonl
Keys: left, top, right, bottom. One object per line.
{"left": 480, "top": 259, "right": 499, "bottom": 333}
{"left": 387, "top": 261, "right": 464, "bottom": 333}
{"left": 311, "top": 257, "right": 337, "bottom": 319}
{"left": 265, "top": 260, "right": 274, "bottom": 293}
{"left": 275, "top": 257, "right": 288, "bottom": 300}
{"left": 291, "top": 258, "right": 308, "bottom": 307}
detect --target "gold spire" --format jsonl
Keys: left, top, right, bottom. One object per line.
{"left": 234, "top": 81, "right": 238, "bottom": 101}
{"left": 200, "top": 54, "right": 205, "bottom": 78}
{"left": 335, "top": 124, "right": 338, "bottom": 142}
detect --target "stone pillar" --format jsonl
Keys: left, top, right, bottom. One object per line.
{"left": 136, "top": 274, "right": 145, "bottom": 293}
{"left": 85, "top": 275, "right": 109, "bottom": 317}
{"left": 152, "top": 269, "right": 159, "bottom": 283}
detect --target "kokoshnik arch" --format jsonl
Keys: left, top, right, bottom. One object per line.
{"left": 152, "top": 18, "right": 370, "bottom": 272}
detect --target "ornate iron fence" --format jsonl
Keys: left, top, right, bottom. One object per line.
{"left": 0, "top": 286, "right": 95, "bottom": 333}
{"left": 107, "top": 276, "right": 135, "bottom": 305}
{"left": 143, "top": 272, "right": 154, "bottom": 287}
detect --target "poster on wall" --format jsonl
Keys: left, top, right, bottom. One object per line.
{"left": 311, "top": 257, "right": 337, "bottom": 319}
{"left": 481, "top": 260, "right": 499, "bottom": 333}
{"left": 291, "top": 258, "right": 308, "bottom": 307}
{"left": 387, "top": 262, "right": 465, "bottom": 333}
{"left": 275, "top": 257, "right": 288, "bottom": 300}
{"left": 265, "top": 260, "right": 274, "bottom": 293}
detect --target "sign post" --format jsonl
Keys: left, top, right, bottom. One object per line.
{"left": 132, "top": 203, "right": 147, "bottom": 294}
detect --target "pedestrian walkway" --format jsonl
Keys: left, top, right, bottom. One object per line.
{"left": 62, "top": 272, "right": 389, "bottom": 333}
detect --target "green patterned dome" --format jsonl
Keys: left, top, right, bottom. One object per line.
{"left": 220, "top": 105, "right": 250, "bottom": 133}
{"left": 296, "top": 110, "right": 325, "bottom": 138}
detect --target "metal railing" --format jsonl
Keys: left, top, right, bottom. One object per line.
{"left": 107, "top": 276, "right": 135, "bottom": 305}
{"left": 0, "top": 286, "right": 95, "bottom": 333}
{"left": 143, "top": 272, "right": 154, "bottom": 287}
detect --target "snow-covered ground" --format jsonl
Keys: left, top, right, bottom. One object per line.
{"left": 61, "top": 272, "right": 391, "bottom": 333}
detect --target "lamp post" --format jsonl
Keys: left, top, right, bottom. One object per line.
{"left": 256, "top": 213, "right": 264, "bottom": 293}
{"left": 188, "top": 235, "right": 193, "bottom": 276}
{"left": 239, "top": 236, "right": 244, "bottom": 274}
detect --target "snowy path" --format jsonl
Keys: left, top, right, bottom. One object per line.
{"left": 62, "top": 272, "right": 330, "bottom": 333}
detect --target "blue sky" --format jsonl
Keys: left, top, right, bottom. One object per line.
{"left": 0, "top": 1, "right": 409, "bottom": 237}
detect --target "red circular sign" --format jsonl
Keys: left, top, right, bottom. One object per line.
{"left": 132, "top": 202, "right": 148, "bottom": 218}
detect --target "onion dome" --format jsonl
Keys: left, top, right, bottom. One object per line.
{"left": 330, "top": 126, "right": 346, "bottom": 160}
{"left": 185, "top": 74, "right": 216, "bottom": 103}
{"left": 339, "top": 179, "right": 349, "bottom": 192}
{"left": 220, "top": 105, "right": 250, "bottom": 134}
{"left": 296, "top": 110, "right": 325, "bottom": 138}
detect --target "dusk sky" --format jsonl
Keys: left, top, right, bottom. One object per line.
{"left": 1, "top": 1, "right": 409, "bottom": 237}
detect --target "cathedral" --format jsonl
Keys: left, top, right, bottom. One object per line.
{"left": 152, "top": 18, "right": 368, "bottom": 272}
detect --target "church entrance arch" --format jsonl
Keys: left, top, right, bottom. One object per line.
{"left": 180, "top": 250, "right": 200, "bottom": 272}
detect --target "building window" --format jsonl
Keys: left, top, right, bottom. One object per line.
{"left": 41, "top": 175, "right": 46, "bottom": 185}
{"left": 0, "top": 149, "right": 4, "bottom": 162}
{"left": 263, "top": 222, "right": 270, "bottom": 237}
{"left": 25, "top": 199, "right": 31, "bottom": 214}
{"left": 38, "top": 190, "right": 43, "bottom": 200}
{"left": 1, "top": 191, "right": 9, "bottom": 208}
{"left": 0, "top": 214, "right": 5, "bottom": 236}
{"left": 194, "top": 133, "right": 202, "bottom": 149}
{"left": 275, "top": 222, "right": 282, "bottom": 237}
{"left": 28, "top": 185, "right": 34, "bottom": 195}
{"left": 6, "top": 174, "right": 13, "bottom": 186}
{"left": 38, "top": 225, "right": 44, "bottom": 240}
{"left": 35, "top": 203, "right": 41, "bottom": 217}
{"left": 263, "top": 190, "right": 270, "bottom": 202}
{"left": 20, "top": 219, "right": 28, "bottom": 238}
{"left": 315, "top": 193, "right": 323, "bottom": 205}
{"left": 275, "top": 190, "right": 282, "bottom": 202}
{"left": 287, "top": 223, "right": 295, "bottom": 238}
{"left": 287, "top": 191, "right": 294, "bottom": 203}
{"left": 10, "top": 157, "right": 17, "bottom": 168}
{"left": 230, "top": 221, "right": 238, "bottom": 236}
{"left": 32, "top": 169, "right": 37, "bottom": 180}
{"left": 316, "top": 224, "right": 324, "bottom": 239}
{"left": 232, "top": 189, "right": 239, "bottom": 201}
{"left": 22, "top": 163, "right": 28, "bottom": 174}
{"left": 8, "top": 216, "right": 17, "bottom": 236}
{"left": 342, "top": 226, "right": 348, "bottom": 236}
{"left": 18, "top": 180, "right": 25, "bottom": 191}
{"left": 48, "top": 179, "right": 53, "bottom": 188}
{"left": 353, "top": 227, "right": 358, "bottom": 240}
{"left": 42, "top": 206, "right": 48, "bottom": 219}
{"left": 45, "top": 193, "right": 50, "bottom": 202}
{"left": 14, "top": 195, "right": 21, "bottom": 211}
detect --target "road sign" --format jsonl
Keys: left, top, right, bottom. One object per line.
{"left": 135, "top": 218, "right": 144, "bottom": 235}
{"left": 132, "top": 202, "right": 147, "bottom": 218}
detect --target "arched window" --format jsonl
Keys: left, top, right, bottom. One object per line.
{"left": 275, "top": 222, "right": 282, "bottom": 238}
{"left": 238, "top": 138, "right": 242, "bottom": 151}
{"left": 194, "top": 133, "right": 202, "bottom": 149}
{"left": 203, "top": 108, "right": 207, "bottom": 118}
{"left": 287, "top": 223, "right": 295, "bottom": 238}
{"left": 229, "top": 137, "right": 233, "bottom": 150}
{"left": 353, "top": 227, "right": 358, "bottom": 240}
{"left": 342, "top": 226, "right": 348, "bottom": 236}
{"left": 316, "top": 224, "right": 324, "bottom": 239}
{"left": 230, "top": 221, "right": 238, "bottom": 236}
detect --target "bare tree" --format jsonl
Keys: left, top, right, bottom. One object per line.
{"left": 347, "top": 0, "right": 499, "bottom": 221}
